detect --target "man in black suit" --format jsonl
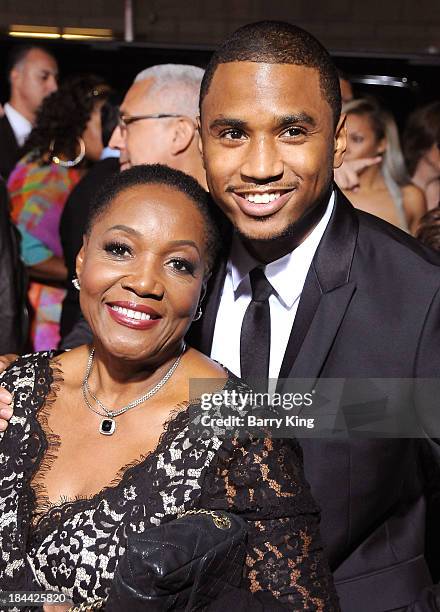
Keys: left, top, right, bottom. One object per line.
{"left": 0, "top": 45, "right": 58, "bottom": 180}
{"left": 186, "top": 21, "right": 440, "bottom": 611}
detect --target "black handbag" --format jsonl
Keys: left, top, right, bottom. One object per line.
{"left": 105, "top": 509, "right": 248, "bottom": 612}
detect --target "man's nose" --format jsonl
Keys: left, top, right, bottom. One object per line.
{"left": 240, "top": 136, "right": 283, "bottom": 182}
{"left": 109, "top": 125, "right": 125, "bottom": 151}
{"left": 47, "top": 75, "right": 58, "bottom": 94}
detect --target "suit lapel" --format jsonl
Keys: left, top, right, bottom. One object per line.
{"left": 278, "top": 188, "right": 359, "bottom": 387}
{"left": 284, "top": 281, "right": 356, "bottom": 381}
{"left": 186, "top": 201, "right": 232, "bottom": 353}
{"left": 191, "top": 256, "right": 228, "bottom": 355}
{"left": 0, "top": 116, "right": 20, "bottom": 180}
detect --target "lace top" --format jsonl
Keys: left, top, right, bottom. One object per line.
{"left": 0, "top": 353, "right": 338, "bottom": 610}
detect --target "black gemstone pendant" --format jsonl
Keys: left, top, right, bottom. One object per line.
{"left": 100, "top": 418, "right": 116, "bottom": 435}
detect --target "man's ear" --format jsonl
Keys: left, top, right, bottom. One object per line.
{"left": 333, "top": 114, "right": 347, "bottom": 169}
{"left": 196, "top": 116, "right": 206, "bottom": 169}
{"left": 170, "top": 117, "right": 196, "bottom": 156}
{"left": 10, "top": 68, "right": 21, "bottom": 88}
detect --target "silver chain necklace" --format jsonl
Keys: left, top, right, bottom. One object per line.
{"left": 82, "top": 343, "right": 186, "bottom": 435}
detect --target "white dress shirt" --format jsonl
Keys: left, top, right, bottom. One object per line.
{"left": 4, "top": 103, "right": 32, "bottom": 147}
{"left": 211, "top": 192, "right": 335, "bottom": 380}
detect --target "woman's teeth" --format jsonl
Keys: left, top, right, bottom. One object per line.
{"left": 110, "top": 306, "right": 152, "bottom": 320}
{"left": 243, "top": 192, "right": 281, "bottom": 204}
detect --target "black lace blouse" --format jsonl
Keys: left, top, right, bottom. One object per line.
{"left": 0, "top": 353, "right": 338, "bottom": 610}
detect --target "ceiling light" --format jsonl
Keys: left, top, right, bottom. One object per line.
{"left": 8, "top": 25, "right": 114, "bottom": 41}
{"left": 9, "top": 24, "right": 60, "bottom": 39}
{"left": 62, "top": 27, "right": 113, "bottom": 40}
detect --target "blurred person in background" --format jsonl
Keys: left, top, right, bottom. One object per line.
{"left": 403, "top": 101, "right": 440, "bottom": 211}
{"left": 60, "top": 63, "right": 208, "bottom": 348}
{"left": 59, "top": 95, "right": 120, "bottom": 337}
{"left": 109, "top": 63, "right": 206, "bottom": 187}
{"left": 0, "top": 45, "right": 58, "bottom": 180}
{"left": 0, "top": 177, "right": 28, "bottom": 354}
{"left": 340, "top": 97, "right": 426, "bottom": 234}
{"left": 416, "top": 207, "right": 440, "bottom": 252}
{"left": 7, "top": 75, "right": 110, "bottom": 351}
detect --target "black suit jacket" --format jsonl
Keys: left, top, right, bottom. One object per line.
{"left": 0, "top": 115, "right": 21, "bottom": 181}
{"left": 187, "top": 188, "right": 440, "bottom": 611}
{"left": 0, "top": 179, "right": 28, "bottom": 352}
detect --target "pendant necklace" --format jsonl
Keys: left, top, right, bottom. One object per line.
{"left": 81, "top": 343, "right": 186, "bottom": 435}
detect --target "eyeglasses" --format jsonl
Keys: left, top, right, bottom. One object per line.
{"left": 117, "top": 112, "right": 185, "bottom": 132}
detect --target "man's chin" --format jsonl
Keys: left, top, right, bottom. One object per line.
{"left": 235, "top": 216, "right": 295, "bottom": 243}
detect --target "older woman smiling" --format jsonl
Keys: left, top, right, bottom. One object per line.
{"left": 0, "top": 165, "right": 338, "bottom": 610}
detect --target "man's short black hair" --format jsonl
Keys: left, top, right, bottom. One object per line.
{"left": 7, "top": 44, "right": 55, "bottom": 76}
{"left": 86, "top": 164, "right": 221, "bottom": 276}
{"left": 200, "top": 20, "right": 341, "bottom": 129}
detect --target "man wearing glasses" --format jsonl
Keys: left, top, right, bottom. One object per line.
{"left": 109, "top": 64, "right": 206, "bottom": 188}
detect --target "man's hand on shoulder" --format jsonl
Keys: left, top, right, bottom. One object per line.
{"left": 0, "top": 353, "right": 18, "bottom": 431}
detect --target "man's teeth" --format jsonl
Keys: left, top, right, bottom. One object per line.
{"left": 243, "top": 192, "right": 281, "bottom": 204}
{"left": 111, "top": 306, "right": 153, "bottom": 320}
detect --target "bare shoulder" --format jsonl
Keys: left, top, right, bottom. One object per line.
{"left": 52, "top": 345, "right": 91, "bottom": 387}
{"left": 184, "top": 347, "right": 228, "bottom": 380}
{"left": 403, "top": 183, "right": 427, "bottom": 211}
{"left": 403, "top": 183, "right": 427, "bottom": 233}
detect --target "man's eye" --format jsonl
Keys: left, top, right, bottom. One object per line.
{"left": 282, "top": 127, "right": 306, "bottom": 138}
{"left": 222, "top": 130, "right": 245, "bottom": 140}
{"left": 104, "top": 241, "right": 132, "bottom": 257}
{"left": 168, "top": 258, "right": 195, "bottom": 274}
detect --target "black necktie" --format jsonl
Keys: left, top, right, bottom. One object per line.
{"left": 240, "top": 267, "right": 273, "bottom": 392}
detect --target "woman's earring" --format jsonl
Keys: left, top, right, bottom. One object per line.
{"left": 72, "top": 277, "right": 81, "bottom": 291}
{"left": 193, "top": 305, "right": 203, "bottom": 321}
{"left": 50, "top": 137, "right": 86, "bottom": 168}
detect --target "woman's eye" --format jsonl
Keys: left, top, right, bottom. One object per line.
{"left": 168, "top": 258, "right": 195, "bottom": 274}
{"left": 104, "top": 242, "right": 132, "bottom": 257}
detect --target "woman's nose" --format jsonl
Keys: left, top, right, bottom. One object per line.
{"left": 121, "top": 262, "right": 164, "bottom": 299}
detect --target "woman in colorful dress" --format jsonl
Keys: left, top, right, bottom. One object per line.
{"left": 8, "top": 75, "right": 109, "bottom": 350}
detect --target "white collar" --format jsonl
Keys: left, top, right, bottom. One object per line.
{"left": 229, "top": 191, "right": 335, "bottom": 308}
{"left": 4, "top": 103, "right": 32, "bottom": 147}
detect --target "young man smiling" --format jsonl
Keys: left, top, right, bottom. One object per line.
{"left": 187, "top": 21, "right": 440, "bottom": 610}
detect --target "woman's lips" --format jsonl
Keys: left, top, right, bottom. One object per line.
{"left": 231, "top": 189, "right": 295, "bottom": 218}
{"left": 105, "top": 302, "right": 162, "bottom": 330}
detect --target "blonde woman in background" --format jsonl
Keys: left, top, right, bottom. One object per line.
{"left": 339, "top": 97, "right": 426, "bottom": 234}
